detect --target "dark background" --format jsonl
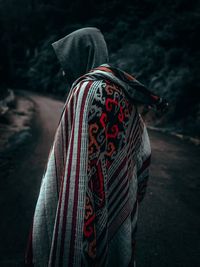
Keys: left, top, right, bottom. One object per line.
{"left": 0, "top": 1, "right": 200, "bottom": 266}
{"left": 0, "top": 0, "right": 200, "bottom": 137}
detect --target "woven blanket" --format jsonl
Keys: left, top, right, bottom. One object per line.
{"left": 26, "top": 65, "right": 151, "bottom": 266}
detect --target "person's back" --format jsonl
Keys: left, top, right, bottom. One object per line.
{"left": 78, "top": 71, "right": 151, "bottom": 267}
{"left": 25, "top": 28, "right": 167, "bottom": 267}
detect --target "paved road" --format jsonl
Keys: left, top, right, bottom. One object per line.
{"left": 0, "top": 93, "right": 199, "bottom": 266}
{"left": 136, "top": 130, "right": 200, "bottom": 267}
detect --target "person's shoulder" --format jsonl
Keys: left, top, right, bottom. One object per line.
{"left": 71, "top": 79, "right": 103, "bottom": 97}
{"left": 72, "top": 78, "right": 134, "bottom": 116}
{"left": 71, "top": 79, "right": 117, "bottom": 108}
{"left": 92, "top": 79, "right": 134, "bottom": 112}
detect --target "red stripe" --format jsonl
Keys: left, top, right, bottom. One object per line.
{"left": 58, "top": 82, "right": 85, "bottom": 265}
{"left": 68, "top": 81, "right": 93, "bottom": 266}
{"left": 50, "top": 82, "right": 83, "bottom": 266}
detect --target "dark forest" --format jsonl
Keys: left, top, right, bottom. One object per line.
{"left": 0, "top": 1, "right": 200, "bottom": 266}
{"left": 0, "top": 0, "right": 200, "bottom": 136}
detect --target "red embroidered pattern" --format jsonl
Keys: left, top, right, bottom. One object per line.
{"left": 82, "top": 80, "right": 132, "bottom": 265}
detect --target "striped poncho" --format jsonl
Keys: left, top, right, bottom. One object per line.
{"left": 26, "top": 65, "right": 151, "bottom": 266}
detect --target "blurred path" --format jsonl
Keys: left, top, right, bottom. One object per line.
{"left": 0, "top": 93, "right": 64, "bottom": 266}
{"left": 0, "top": 93, "right": 199, "bottom": 266}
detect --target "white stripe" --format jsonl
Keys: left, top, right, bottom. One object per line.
{"left": 61, "top": 81, "right": 89, "bottom": 265}
{"left": 73, "top": 81, "right": 101, "bottom": 266}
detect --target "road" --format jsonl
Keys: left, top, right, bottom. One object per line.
{"left": 0, "top": 93, "right": 199, "bottom": 266}
{"left": 136, "top": 130, "right": 200, "bottom": 267}
{"left": 0, "top": 93, "right": 64, "bottom": 266}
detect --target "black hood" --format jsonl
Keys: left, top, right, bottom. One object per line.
{"left": 52, "top": 27, "right": 109, "bottom": 85}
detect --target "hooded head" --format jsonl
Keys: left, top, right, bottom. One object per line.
{"left": 52, "top": 27, "right": 109, "bottom": 86}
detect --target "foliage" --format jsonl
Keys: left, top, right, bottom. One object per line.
{"left": 0, "top": 0, "right": 199, "bottom": 136}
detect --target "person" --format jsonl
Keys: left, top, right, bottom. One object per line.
{"left": 25, "top": 27, "right": 168, "bottom": 267}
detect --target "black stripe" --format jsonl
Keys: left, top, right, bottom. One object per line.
{"left": 108, "top": 156, "right": 127, "bottom": 188}
{"left": 108, "top": 169, "right": 128, "bottom": 207}
{"left": 108, "top": 184, "right": 129, "bottom": 223}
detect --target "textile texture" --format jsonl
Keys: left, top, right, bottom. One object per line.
{"left": 26, "top": 66, "right": 151, "bottom": 267}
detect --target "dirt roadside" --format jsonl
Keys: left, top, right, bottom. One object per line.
{"left": 0, "top": 92, "right": 64, "bottom": 266}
